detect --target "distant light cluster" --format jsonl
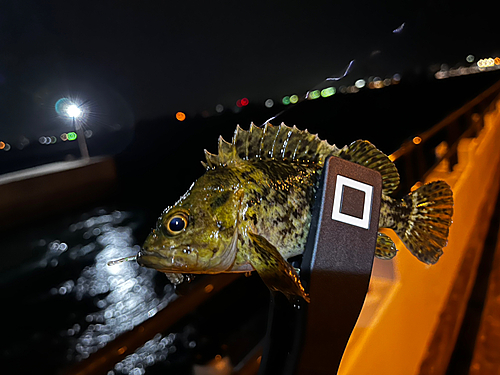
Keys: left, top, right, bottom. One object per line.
{"left": 174, "top": 73, "right": 402, "bottom": 121}
{"left": 38, "top": 132, "right": 81, "bottom": 145}
{"left": 435, "top": 55, "right": 500, "bottom": 79}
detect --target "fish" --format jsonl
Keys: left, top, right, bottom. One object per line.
{"left": 135, "top": 123, "right": 454, "bottom": 302}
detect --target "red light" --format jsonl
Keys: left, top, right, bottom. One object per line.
{"left": 236, "top": 98, "right": 249, "bottom": 108}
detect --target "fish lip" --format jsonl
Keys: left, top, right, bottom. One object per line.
{"left": 137, "top": 247, "right": 198, "bottom": 272}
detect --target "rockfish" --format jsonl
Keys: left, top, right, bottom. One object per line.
{"left": 136, "top": 123, "right": 453, "bottom": 302}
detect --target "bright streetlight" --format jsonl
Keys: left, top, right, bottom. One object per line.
{"left": 56, "top": 98, "right": 90, "bottom": 160}
{"left": 65, "top": 104, "right": 82, "bottom": 118}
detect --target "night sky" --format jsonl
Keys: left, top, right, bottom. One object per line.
{"left": 0, "top": 1, "right": 498, "bottom": 139}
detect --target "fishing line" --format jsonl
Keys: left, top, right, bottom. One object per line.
{"left": 107, "top": 255, "right": 137, "bottom": 266}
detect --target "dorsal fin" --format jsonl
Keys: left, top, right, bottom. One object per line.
{"left": 221, "top": 123, "right": 341, "bottom": 165}
{"left": 202, "top": 123, "right": 400, "bottom": 195}
{"left": 338, "top": 140, "right": 400, "bottom": 195}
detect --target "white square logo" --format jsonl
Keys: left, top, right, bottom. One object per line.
{"left": 331, "top": 175, "right": 373, "bottom": 229}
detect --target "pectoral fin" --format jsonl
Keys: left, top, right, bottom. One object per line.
{"left": 247, "top": 232, "right": 310, "bottom": 303}
{"left": 375, "top": 232, "right": 398, "bottom": 260}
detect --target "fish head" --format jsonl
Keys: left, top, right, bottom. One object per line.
{"left": 137, "top": 175, "right": 242, "bottom": 274}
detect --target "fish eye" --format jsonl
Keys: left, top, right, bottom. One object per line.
{"left": 165, "top": 212, "right": 189, "bottom": 235}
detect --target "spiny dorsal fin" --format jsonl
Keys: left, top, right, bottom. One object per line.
{"left": 203, "top": 123, "right": 400, "bottom": 195}
{"left": 338, "top": 140, "right": 400, "bottom": 195}
{"left": 203, "top": 123, "right": 341, "bottom": 168}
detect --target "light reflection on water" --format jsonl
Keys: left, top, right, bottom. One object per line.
{"left": 2, "top": 206, "right": 268, "bottom": 375}
{"left": 1, "top": 207, "right": 178, "bottom": 373}
{"left": 112, "top": 332, "right": 177, "bottom": 375}
{"left": 53, "top": 209, "right": 178, "bottom": 362}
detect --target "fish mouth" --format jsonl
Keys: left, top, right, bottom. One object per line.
{"left": 136, "top": 249, "right": 195, "bottom": 272}
{"left": 137, "top": 228, "right": 239, "bottom": 273}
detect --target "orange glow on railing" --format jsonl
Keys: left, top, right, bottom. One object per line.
{"left": 204, "top": 284, "right": 214, "bottom": 293}
{"left": 410, "top": 181, "right": 423, "bottom": 192}
{"left": 117, "top": 346, "right": 127, "bottom": 355}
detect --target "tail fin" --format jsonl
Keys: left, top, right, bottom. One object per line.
{"left": 395, "top": 181, "right": 454, "bottom": 264}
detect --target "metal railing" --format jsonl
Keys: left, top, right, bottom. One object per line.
{"left": 65, "top": 78, "right": 500, "bottom": 375}
{"left": 389, "top": 78, "right": 500, "bottom": 195}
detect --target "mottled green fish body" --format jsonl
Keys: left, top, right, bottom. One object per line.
{"left": 137, "top": 123, "right": 454, "bottom": 302}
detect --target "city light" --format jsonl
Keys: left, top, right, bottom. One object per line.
{"left": 265, "top": 99, "right": 274, "bottom": 108}
{"left": 308, "top": 90, "right": 321, "bottom": 99}
{"left": 321, "top": 87, "right": 336, "bottom": 97}
{"left": 373, "top": 78, "right": 383, "bottom": 89}
{"left": 175, "top": 112, "right": 186, "bottom": 121}
{"left": 355, "top": 79, "right": 366, "bottom": 89}
{"left": 236, "top": 98, "right": 249, "bottom": 107}
{"left": 67, "top": 132, "right": 78, "bottom": 141}
{"left": 0, "top": 141, "right": 11, "bottom": 151}
{"left": 477, "top": 58, "right": 495, "bottom": 68}
{"left": 435, "top": 57, "right": 500, "bottom": 79}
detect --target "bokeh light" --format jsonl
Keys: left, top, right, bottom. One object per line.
{"left": 309, "top": 90, "right": 321, "bottom": 99}
{"left": 355, "top": 79, "right": 366, "bottom": 89}
{"left": 67, "top": 132, "right": 77, "bottom": 141}
{"left": 373, "top": 78, "right": 383, "bottom": 89}
{"left": 236, "top": 98, "right": 249, "bottom": 108}
{"left": 289, "top": 94, "right": 299, "bottom": 104}
{"left": 264, "top": 99, "right": 274, "bottom": 108}
{"left": 175, "top": 112, "right": 186, "bottom": 121}
{"left": 282, "top": 96, "right": 291, "bottom": 105}
{"left": 320, "top": 87, "right": 335, "bottom": 97}
{"left": 215, "top": 104, "right": 224, "bottom": 113}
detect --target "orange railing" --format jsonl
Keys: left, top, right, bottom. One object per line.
{"left": 389, "top": 78, "right": 500, "bottom": 194}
